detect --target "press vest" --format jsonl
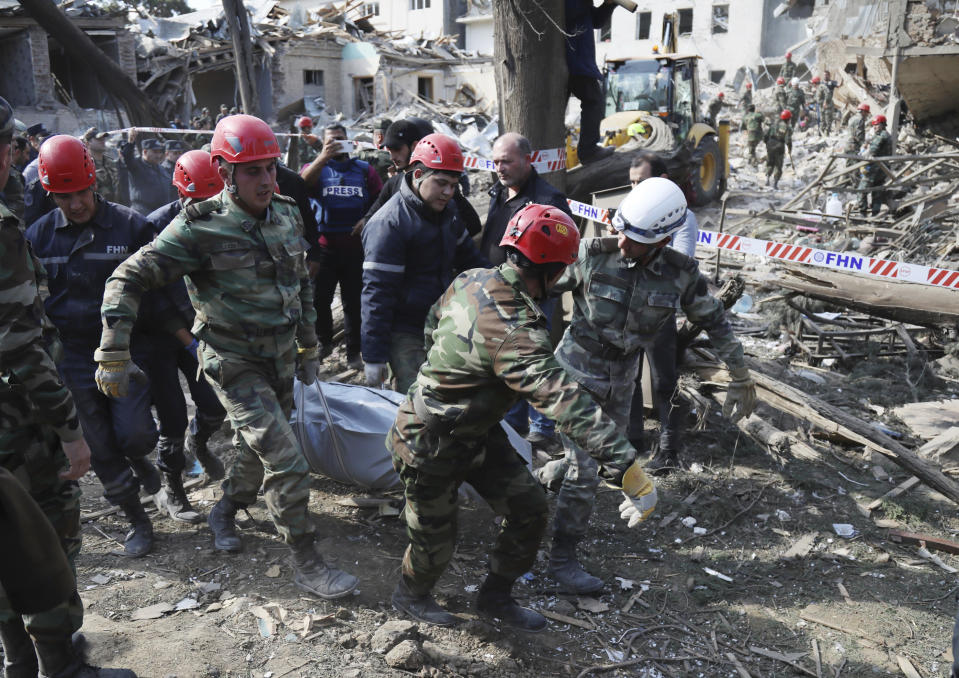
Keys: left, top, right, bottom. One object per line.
{"left": 312, "top": 158, "right": 370, "bottom": 233}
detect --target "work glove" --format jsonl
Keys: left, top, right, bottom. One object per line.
{"left": 93, "top": 349, "right": 147, "bottom": 399}
{"left": 295, "top": 345, "right": 321, "bottom": 386}
{"left": 617, "top": 460, "right": 658, "bottom": 528}
{"left": 364, "top": 362, "right": 389, "bottom": 387}
{"left": 722, "top": 366, "right": 756, "bottom": 423}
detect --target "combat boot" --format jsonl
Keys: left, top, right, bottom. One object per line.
{"left": 186, "top": 416, "right": 224, "bottom": 481}
{"left": 118, "top": 498, "right": 153, "bottom": 558}
{"left": 526, "top": 431, "right": 564, "bottom": 458}
{"left": 391, "top": 579, "right": 458, "bottom": 626}
{"left": 289, "top": 536, "right": 358, "bottom": 599}
{"left": 157, "top": 473, "right": 201, "bottom": 524}
{"left": 1, "top": 619, "right": 38, "bottom": 678}
{"left": 35, "top": 636, "right": 136, "bottom": 678}
{"left": 645, "top": 444, "right": 683, "bottom": 477}
{"left": 207, "top": 496, "right": 243, "bottom": 552}
{"left": 547, "top": 535, "right": 603, "bottom": 595}
{"left": 475, "top": 574, "right": 546, "bottom": 632}
{"left": 128, "top": 456, "right": 160, "bottom": 495}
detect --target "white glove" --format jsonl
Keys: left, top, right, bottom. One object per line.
{"left": 617, "top": 460, "right": 658, "bottom": 528}
{"left": 364, "top": 362, "right": 389, "bottom": 386}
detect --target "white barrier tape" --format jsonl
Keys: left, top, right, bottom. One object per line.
{"left": 565, "top": 197, "right": 959, "bottom": 290}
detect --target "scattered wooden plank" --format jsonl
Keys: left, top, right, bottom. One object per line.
{"left": 866, "top": 477, "right": 920, "bottom": 511}
{"left": 749, "top": 646, "right": 816, "bottom": 677}
{"left": 917, "top": 546, "right": 958, "bottom": 574}
{"left": 896, "top": 655, "right": 922, "bottom": 678}
{"left": 799, "top": 611, "right": 883, "bottom": 646}
{"left": 783, "top": 533, "right": 818, "bottom": 559}
{"left": 836, "top": 581, "right": 853, "bottom": 605}
{"left": 726, "top": 652, "right": 752, "bottom": 678}
{"left": 540, "top": 610, "right": 594, "bottom": 630}
{"left": 888, "top": 530, "right": 959, "bottom": 555}
{"left": 917, "top": 427, "right": 959, "bottom": 462}
{"left": 813, "top": 639, "right": 823, "bottom": 678}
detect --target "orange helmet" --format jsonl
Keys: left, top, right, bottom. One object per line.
{"left": 173, "top": 150, "right": 224, "bottom": 199}
{"left": 776, "top": 77, "right": 785, "bottom": 85}
{"left": 500, "top": 203, "right": 579, "bottom": 266}
{"left": 296, "top": 116, "right": 313, "bottom": 129}
{"left": 745, "top": 82, "right": 752, "bottom": 89}
{"left": 409, "top": 133, "right": 464, "bottom": 174}
{"left": 871, "top": 115, "right": 887, "bottom": 126}
{"left": 38, "top": 135, "right": 96, "bottom": 193}
{"left": 780, "top": 110, "right": 792, "bottom": 121}
{"left": 858, "top": 103, "right": 871, "bottom": 112}
{"left": 210, "top": 114, "right": 280, "bottom": 165}
{"left": 785, "top": 51, "right": 792, "bottom": 59}
{"left": 811, "top": 76, "right": 821, "bottom": 84}
{"left": 718, "top": 92, "right": 725, "bottom": 99}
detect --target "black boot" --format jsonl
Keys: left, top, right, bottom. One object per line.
{"left": 391, "top": 579, "right": 458, "bottom": 626}
{"left": 1, "top": 619, "right": 38, "bottom": 678}
{"left": 128, "top": 456, "right": 160, "bottom": 495}
{"left": 186, "top": 415, "right": 224, "bottom": 481}
{"left": 207, "top": 497, "right": 243, "bottom": 552}
{"left": 35, "top": 636, "right": 136, "bottom": 678}
{"left": 157, "top": 472, "right": 201, "bottom": 524}
{"left": 547, "top": 535, "right": 603, "bottom": 595}
{"left": 645, "top": 445, "right": 683, "bottom": 476}
{"left": 476, "top": 574, "right": 546, "bottom": 632}
{"left": 290, "top": 536, "right": 358, "bottom": 599}
{"left": 118, "top": 499, "right": 153, "bottom": 558}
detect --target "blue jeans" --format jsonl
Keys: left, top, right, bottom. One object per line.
{"left": 60, "top": 342, "right": 158, "bottom": 505}
{"left": 504, "top": 298, "right": 556, "bottom": 438}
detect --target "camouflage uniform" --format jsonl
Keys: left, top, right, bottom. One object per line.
{"left": 2, "top": 166, "right": 24, "bottom": 220}
{"left": 387, "top": 263, "right": 636, "bottom": 596}
{"left": 0, "top": 201, "right": 84, "bottom": 649}
{"left": 356, "top": 147, "right": 393, "bottom": 184}
{"left": 98, "top": 189, "right": 319, "bottom": 545}
{"left": 742, "top": 111, "right": 765, "bottom": 162}
{"left": 781, "top": 59, "right": 796, "bottom": 82}
{"left": 815, "top": 82, "right": 837, "bottom": 135}
{"left": 774, "top": 85, "right": 788, "bottom": 112}
{"left": 740, "top": 88, "right": 752, "bottom": 112}
{"left": 93, "top": 153, "right": 120, "bottom": 205}
{"left": 857, "top": 126, "right": 892, "bottom": 216}
{"left": 785, "top": 87, "right": 806, "bottom": 128}
{"left": 706, "top": 97, "right": 724, "bottom": 128}
{"left": 764, "top": 118, "right": 792, "bottom": 186}
{"left": 537, "top": 238, "right": 745, "bottom": 540}
{"left": 844, "top": 112, "right": 867, "bottom": 156}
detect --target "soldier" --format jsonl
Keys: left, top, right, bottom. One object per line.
{"left": 361, "top": 133, "right": 488, "bottom": 394}
{"left": 858, "top": 115, "right": 892, "bottom": 216}
{"left": 781, "top": 51, "right": 796, "bottom": 81}
{"left": 196, "top": 107, "right": 213, "bottom": 130}
{"left": 82, "top": 128, "right": 121, "bottom": 204}
{"left": 764, "top": 110, "right": 793, "bottom": 188}
{"left": 356, "top": 118, "right": 394, "bottom": 184}
{"left": 2, "top": 138, "right": 25, "bottom": 219}
{"left": 387, "top": 203, "right": 657, "bottom": 630}
{"left": 844, "top": 103, "right": 870, "bottom": 159}
{"left": 95, "top": 114, "right": 359, "bottom": 599}
{"left": 0, "top": 94, "right": 138, "bottom": 678}
{"left": 119, "top": 131, "right": 176, "bottom": 215}
{"left": 215, "top": 104, "right": 230, "bottom": 125}
{"left": 742, "top": 104, "right": 765, "bottom": 164}
{"left": 706, "top": 92, "right": 726, "bottom": 128}
{"left": 535, "top": 179, "right": 755, "bottom": 594}
{"left": 814, "top": 74, "right": 838, "bottom": 135}
{"left": 785, "top": 79, "right": 806, "bottom": 129}
{"left": 289, "top": 116, "right": 320, "bottom": 169}
{"left": 773, "top": 77, "right": 788, "bottom": 112}
{"left": 143, "top": 150, "right": 229, "bottom": 519}
{"left": 740, "top": 82, "right": 753, "bottom": 112}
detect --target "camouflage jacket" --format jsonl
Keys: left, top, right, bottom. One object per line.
{"left": 740, "top": 89, "right": 752, "bottom": 109}
{"left": 815, "top": 82, "right": 835, "bottom": 108}
{"left": 403, "top": 263, "right": 636, "bottom": 476}
{"left": 786, "top": 87, "right": 806, "bottom": 111}
{"left": 774, "top": 86, "right": 788, "bottom": 111}
{"left": 781, "top": 60, "right": 796, "bottom": 81}
{"left": 0, "top": 202, "right": 81, "bottom": 442}
{"left": 2, "top": 166, "right": 24, "bottom": 221}
{"left": 707, "top": 98, "right": 724, "bottom": 119}
{"left": 99, "top": 189, "right": 317, "bottom": 358}
{"left": 764, "top": 119, "right": 792, "bottom": 151}
{"left": 743, "top": 112, "right": 765, "bottom": 138}
{"left": 94, "top": 154, "right": 120, "bottom": 204}
{"left": 552, "top": 237, "right": 744, "bottom": 400}
{"left": 847, "top": 113, "right": 867, "bottom": 147}
{"left": 867, "top": 128, "right": 892, "bottom": 158}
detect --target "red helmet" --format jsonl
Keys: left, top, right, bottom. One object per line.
{"left": 499, "top": 204, "right": 580, "bottom": 266}
{"left": 296, "top": 116, "right": 313, "bottom": 129}
{"left": 409, "top": 133, "right": 464, "bottom": 174}
{"left": 745, "top": 82, "right": 752, "bottom": 89}
{"left": 776, "top": 77, "right": 785, "bottom": 85}
{"left": 858, "top": 103, "right": 871, "bottom": 112}
{"left": 811, "top": 76, "right": 821, "bottom": 84}
{"left": 785, "top": 51, "right": 792, "bottom": 59}
{"left": 173, "top": 150, "right": 224, "bottom": 199}
{"left": 210, "top": 114, "right": 280, "bottom": 165}
{"left": 872, "top": 115, "right": 887, "bottom": 126}
{"left": 38, "top": 135, "right": 96, "bottom": 193}
{"left": 718, "top": 92, "right": 725, "bottom": 98}
{"left": 780, "top": 110, "right": 792, "bottom": 121}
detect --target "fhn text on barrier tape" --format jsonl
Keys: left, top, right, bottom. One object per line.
{"left": 564, "top": 197, "right": 959, "bottom": 291}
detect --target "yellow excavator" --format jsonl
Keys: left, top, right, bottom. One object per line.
{"left": 568, "top": 12, "right": 729, "bottom": 205}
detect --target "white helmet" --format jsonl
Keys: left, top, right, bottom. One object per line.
{"left": 790, "top": 77, "right": 800, "bottom": 87}
{"left": 612, "top": 176, "right": 688, "bottom": 244}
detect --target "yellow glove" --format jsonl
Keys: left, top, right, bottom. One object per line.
{"left": 618, "top": 460, "right": 658, "bottom": 527}
{"left": 722, "top": 366, "right": 756, "bottom": 423}
{"left": 93, "top": 349, "right": 147, "bottom": 399}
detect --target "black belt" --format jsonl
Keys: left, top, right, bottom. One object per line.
{"left": 570, "top": 326, "right": 637, "bottom": 362}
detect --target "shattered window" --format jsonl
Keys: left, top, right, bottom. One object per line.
{"left": 636, "top": 11, "right": 652, "bottom": 40}
{"left": 363, "top": 2, "right": 380, "bottom": 15}
{"left": 678, "top": 8, "right": 693, "bottom": 35}
{"left": 712, "top": 4, "right": 728, "bottom": 34}
{"left": 410, "top": 0, "right": 430, "bottom": 9}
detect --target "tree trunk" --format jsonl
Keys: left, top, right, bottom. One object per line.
{"left": 17, "top": 0, "right": 165, "bottom": 126}
{"left": 222, "top": 0, "right": 259, "bottom": 118}
{"left": 493, "top": 0, "right": 567, "bottom": 191}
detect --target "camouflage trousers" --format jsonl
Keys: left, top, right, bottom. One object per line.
{"left": 536, "top": 343, "right": 639, "bottom": 540}
{"left": 746, "top": 136, "right": 761, "bottom": 162}
{"left": 857, "top": 169, "right": 886, "bottom": 216}
{"left": 821, "top": 105, "right": 836, "bottom": 135}
{"left": 0, "top": 419, "right": 83, "bottom": 638}
{"left": 198, "top": 335, "right": 313, "bottom": 545}
{"left": 765, "top": 147, "right": 785, "bottom": 183}
{"left": 389, "top": 331, "right": 426, "bottom": 396}
{"left": 389, "top": 416, "right": 547, "bottom": 596}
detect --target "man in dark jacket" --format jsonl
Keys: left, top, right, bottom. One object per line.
{"left": 566, "top": 0, "right": 617, "bottom": 164}
{"left": 361, "top": 133, "right": 489, "bottom": 393}
{"left": 119, "top": 130, "right": 176, "bottom": 215}
{"left": 362, "top": 118, "right": 481, "bottom": 237}
{"left": 483, "top": 132, "right": 573, "bottom": 452}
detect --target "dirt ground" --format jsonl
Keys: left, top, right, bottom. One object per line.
{"left": 71, "top": 341, "right": 959, "bottom": 678}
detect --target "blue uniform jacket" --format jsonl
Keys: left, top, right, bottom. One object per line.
{"left": 566, "top": 0, "right": 615, "bottom": 80}
{"left": 119, "top": 141, "right": 176, "bottom": 215}
{"left": 361, "top": 174, "right": 489, "bottom": 364}
{"left": 145, "top": 199, "right": 195, "bottom": 330}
